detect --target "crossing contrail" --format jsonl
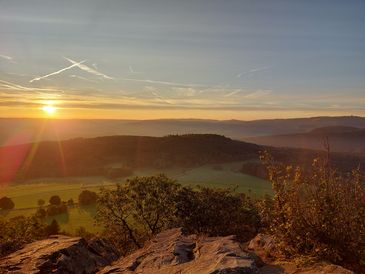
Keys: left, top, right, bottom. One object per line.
{"left": 29, "top": 60, "right": 86, "bottom": 83}
{"left": 64, "top": 57, "right": 113, "bottom": 80}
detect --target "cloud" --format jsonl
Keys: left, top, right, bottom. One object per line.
{"left": 243, "top": 90, "right": 272, "bottom": 99}
{"left": 29, "top": 60, "right": 86, "bottom": 83}
{"left": 69, "top": 75, "right": 98, "bottom": 83}
{"left": 121, "top": 77, "right": 220, "bottom": 89}
{"left": 0, "top": 54, "right": 13, "bottom": 61}
{"left": 0, "top": 79, "right": 65, "bottom": 93}
{"left": 65, "top": 57, "right": 113, "bottom": 80}
{"left": 223, "top": 90, "right": 241, "bottom": 97}
{"left": 237, "top": 66, "right": 271, "bottom": 78}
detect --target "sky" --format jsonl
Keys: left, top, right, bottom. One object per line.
{"left": 0, "top": 0, "right": 365, "bottom": 120}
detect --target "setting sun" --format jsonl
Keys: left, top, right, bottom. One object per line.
{"left": 42, "top": 105, "right": 56, "bottom": 115}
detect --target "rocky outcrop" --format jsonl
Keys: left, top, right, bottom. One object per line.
{"left": 249, "top": 234, "right": 355, "bottom": 274}
{"left": 99, "top": 228, "right": 260, "bottom": 274}
{"left": 0, "top": 230, "right": 355, "bottom": 274}
{"left": 0, "top": 235, "right": 119, "bottom": 274}
{"left": 248, "top": 234, "right": 279, "bottom": 259}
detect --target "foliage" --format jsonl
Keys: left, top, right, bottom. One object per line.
{"left": 46, "top": 204, "right": 68, "bottom": 216}
{"left": 175, "top": 186, "right": 260, "bottom": 241}
{"left": 79, "top": 190, "right": 98, "bottom": 206}
{"left": 0, "top": 216, "right": 61, "bottom": 257}
{"left": 37, "top": 199, "right": 45, "bottom": 207}
{"left": 97, "top": 174, "right": 260, "bottom": 254}
{"left": 67, "top": 198, "right": 75, "bottom": 206}
{"left": 97, "top": 174, "right": 179, "bottom": 253}
{"left": 259, "top": 150, "right": 365, "bottom": 266}
{"left": 0, "top": 197, "right": 15, "bottom": 210}
{"left": 49, "top": 195, "right": 61, "bottom": 206}
{"left": 46, "top": 219, "right": 60, "bottom": 235}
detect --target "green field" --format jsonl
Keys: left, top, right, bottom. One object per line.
{"left": 0, "top": 162, "right": 272, "bottom": 233}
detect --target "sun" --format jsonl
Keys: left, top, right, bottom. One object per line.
{"left": 42, "top": 105, "right": 57, "bottom": 115}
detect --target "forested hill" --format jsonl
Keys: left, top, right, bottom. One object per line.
{"left": 1, "top": 134, "right": 364, "bottom": 183}
{"left": 0, "top": 134, "right": 260, "bottom": 182}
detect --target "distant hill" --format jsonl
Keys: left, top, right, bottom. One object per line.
{"left": 246, "top": 126, "right": 365, "bottom": 153}
{"left": 1, "top": 116, "right": 365, "bottom": 145}
{"left": 1, "top": 134, "right": 364, "bottom": 183}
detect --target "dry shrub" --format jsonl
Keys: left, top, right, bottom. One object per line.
{"left": 259, "top": 150, "right": 365, "bottom": 267}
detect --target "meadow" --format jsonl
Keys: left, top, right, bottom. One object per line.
{"left": 0, "top": 162, "right": 272, "bottom": 233}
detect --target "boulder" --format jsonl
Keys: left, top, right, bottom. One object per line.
{"left": 0, "top": 235, "right": 119, "bottom": 274}
{"left": 248, "top": 234, "right": 278, "bottom": 257}
{"left": 99, "top": 228, "right": 260, "bottom": 274}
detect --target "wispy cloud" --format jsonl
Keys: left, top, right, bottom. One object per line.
{"left": 244, "top": 90, "right": 272, "bottom": 99}
{"left": 1, "top": 79, "right": 64, "bottom": 93}
{"left": 236, "top": 66, "right": 271, "bottom": 78}
{"left": 65, "top": 57, "right": 113, "bottom": 80}
{"left": 29, "top": 60, "right": 86, "bottom": 83}
{"left": 0, "top": 54, "right": 13, "bottom": 61}
{"left": 121, "top": 77, "right": 221, "bottom": 89}
{"left": 223, "top": 90, "right": 242, "bottom": 97}
{"left": 69, "top": 75, "right": 98, "bottom": 83}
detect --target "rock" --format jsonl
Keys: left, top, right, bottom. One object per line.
{"left": 99, "top": 228, "right": 260, "bottom": 274}
{"left": 294, "top": 264, "right": 355, "bottom": 274}
{"left": 248, "top": 234, "right": 279, "bottom": 258}
{"left": 0, "top": 235, "right": 119, "bottom": 274}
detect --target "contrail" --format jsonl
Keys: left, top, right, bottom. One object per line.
{"left": 65, "top": 57, "right": 113, "bottom": 80}
{"left": 0, "top": 79, "right": 64, "bottom": 92}
{"left": 29, "top": 60, "right": 86, "bottom": 83}
{"left": 223, "top": 90, "right": 241, "bottom": 97}
{"left": 0, "top": 54, "right": 12, "bottom": 61}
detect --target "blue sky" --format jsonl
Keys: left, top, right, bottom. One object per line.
{"left": 0, "top": 0, "right": 364, "bottom": 119}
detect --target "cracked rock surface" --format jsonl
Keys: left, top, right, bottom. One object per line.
{"left": 0, "top": 235, "right": 119, "bottom": 274}
{"left": 99, "top": 228, "right": 260, "bottom": 274}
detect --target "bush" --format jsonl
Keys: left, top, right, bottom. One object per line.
{"left": 0, "top": 216, "right": 48, "bottom": 257}
{"left": 79, "top": 190, "right": 98, "bottom": 206}
{"left": 37, "top": 199, "right": 45, "bottom": 207}
{"left": 97, "top": 174, "right": 260, "bottom": 254}
{"left": 46, "top": 204, "right": 68, "bottom": 216}
{"left": 259, "top": 150, "right": 365, "bottom": 267}
{"left": 0, "top": 197, "right": 15, "bottom": 210}
{"left": 97, "top": 174, "right": 179, "bottom": 253}
{"left": 49, "top": 195, "right": 61, "bottom": 206}
{"left": 45, "top": 219, "right": 60, "bottom": 235}
{"left": 175, "top": 186, "right": 259, "bottom": 241}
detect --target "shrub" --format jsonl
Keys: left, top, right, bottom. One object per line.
{"left": 97, "top": 174, "right": 179, "bottom": 253}
{"left": 97, "top": 174, "right": 260, "bottom": 254}
{"left": 0, "top": 216, "right": 48, "bottom": 257}
{"left": 45, "top": 219, "right": 60, "bottom": 235}
{"left": 0, "top": 197, "right": 15, "bottom": 210}
{"left": 46, "top": 204, "right": 68, "bottom": 216}
{"left": 79, "top": 190, "right": 98, "bottom": 206}
{"left": 49, "top": 195, "right": 61, "bottom": 206}
{"left": 175, "top": 186, "right": 260, "bottom": 241}
{"left": 259, "top": 150, "right": 365, "bottom": 267}
{"left": 37, "top": 199, "right": 45, "bottom": 207}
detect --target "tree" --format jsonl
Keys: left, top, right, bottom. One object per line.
{"left": 79, "top": 190, "right": 98, "bottom": 206}
{"left": 97, "top": 174, "right": 179, "bottom": 253}
{"left": 46, "top": 204, "right": 68, "bottom": 216}
{"left": 45, "top": 219, "right": 60, "bottom": 235}
{"left": 0, "top": 196, "right": 15, "bottom": 210}
{"left": 67, "top": 198, "right": 74, "bottom": 206}
{"left": 49, "top": 195, "right": 61, "bottom": 206}
{"left": 37, "top": 199, "right": 45, "bottom": 207}
{"left": 175, "top": 186, "right": 260, "bottom": 241}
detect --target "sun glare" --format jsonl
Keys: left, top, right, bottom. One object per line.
{"left": 42, "top": 105, "right": 57, "bottom": 115}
